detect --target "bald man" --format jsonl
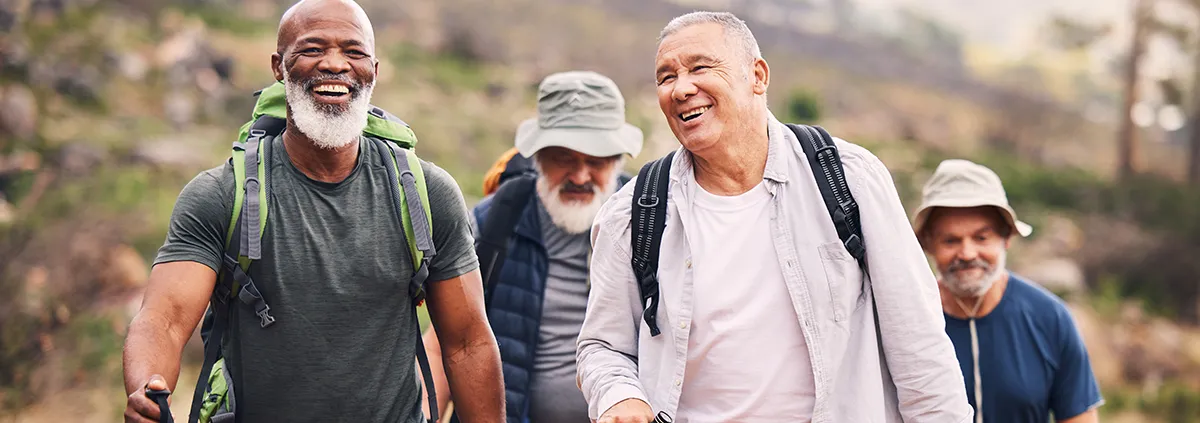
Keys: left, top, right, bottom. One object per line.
{"left": 121, "top": 1, "right": 504, "bottom": 422}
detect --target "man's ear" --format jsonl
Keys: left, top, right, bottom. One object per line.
{"left": 752, "top": 57, "right": 769, "bottom": 95}
{"left": 271, "top": 52, "right": 284, "bottom": 82}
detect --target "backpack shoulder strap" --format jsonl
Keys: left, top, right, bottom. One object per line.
{"left": 629, "top": 150, "right": 676, "bottom": 337}
{"left": 189, "top": 115, "right": 283, "bottom": 423}
{"left": 785, "top": 123, "right": 866, "bottom": 271}
{"left": 476, "top": 173, "right": 537, "bottom": 307}
{"left": 372, "top": 137, "right": 439, "bottom": 423}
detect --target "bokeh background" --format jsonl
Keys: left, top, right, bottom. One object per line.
{"left": 2, "top": 0, "right": 1199, "bottom": 421}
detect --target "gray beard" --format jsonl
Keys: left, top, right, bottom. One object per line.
{"left": 281, "top": 68, "right": 374, "bottom": 149}
{"left": 938, "top": 253, "right": 1007, "bottom": 299}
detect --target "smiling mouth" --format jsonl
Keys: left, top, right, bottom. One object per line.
{"left": 312, "top": 83, "right": 351, "bottom": 99}
{"left": 679, "top": 106, "right": 710, "bottom": 122}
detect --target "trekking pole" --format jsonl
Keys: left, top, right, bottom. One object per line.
{"left": 145, "top": 387, "right": 175, "bottom": 423}
{"left": 653, "top": 411, "right": 673, "bottom": 423}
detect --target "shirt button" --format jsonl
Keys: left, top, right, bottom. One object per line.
{"left": 675, "top": 379, "right": 682, "bottom": 386}
{"left": 685, "top": 259, "right": 692, "bottom": 268}
{"left": 679, "top": 322, "right": 687, "bottom": 329}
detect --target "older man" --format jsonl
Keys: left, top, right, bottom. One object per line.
{"left": 913, "top": 159, "right": 1104, "bottom": 423}
{"left": 121, "top": 0, "right": 504, "bottom": 422}
{"left": 576, "top": 10, "right": 973, "bottom": 423}
{"left": 423, "top": 71, "right": 642, "bottom": 423}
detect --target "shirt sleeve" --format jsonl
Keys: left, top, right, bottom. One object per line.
{"left": 839, "top": 139, "right": 975, "bottom": 423}
{"left": 576, "top": 179, "right": 651, "bottom": 420}
{"left": 421, "top": 161, "right": 481, "bottom": 282}
{"left": 153, "top": 166, "right": 232, "bottom": 273}
{"left": 1049, "top": 307, "right": 1105, "bottom": 419}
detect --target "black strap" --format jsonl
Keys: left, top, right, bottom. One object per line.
{"left": 147, "top": 387, "right": 174, "bottom": 423}
{"left": 376, "top": 138, "right": 438, "bottom": 423}
{"left": 630, "top": 151, "right": 675, "bottom": 337}
{"left": 188, "top": 215, "right": 244, "bottom": 423}
{"left": 476, "top": 173, "right": 537, "bottom": 307}
{"left": 785, "top": 123, "right": 867, "bottom": 272}
{"left": 188, "top": 123, "right": 280, "bottom": 423}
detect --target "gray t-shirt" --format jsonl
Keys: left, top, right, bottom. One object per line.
{"left": 528, "top": 200, "right": 592, "bottom": 423}
{"left": 154, "top": 134, "right": 478, "bottom": 423}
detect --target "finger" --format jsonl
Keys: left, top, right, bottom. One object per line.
{"left": 128, "top": 393, "right": 162, "bottom": 420}
{"left": 124, "top": 406, "right": 157, "bottom": 423}
{"left": 146, "top": 374, "right": 169, "bottom": 392}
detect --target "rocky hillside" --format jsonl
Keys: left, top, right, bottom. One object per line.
{"left": 1, "top": 0, "right": 1198, "bottom": 421}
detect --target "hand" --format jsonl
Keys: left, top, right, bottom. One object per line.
{"left": 125, "top": 374, "right": 171, "bottom": 423}
{"left": 598, "top": 398, "right": 655, "bottom": 423}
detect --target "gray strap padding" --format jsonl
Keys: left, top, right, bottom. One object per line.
{"left": 243, "top": 130, "right": 263, "bottom": 260}
{"left": 388, "top": 142, "right": 435, "bottom": 256}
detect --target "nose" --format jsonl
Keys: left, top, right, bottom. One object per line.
{"left": 672, "top": 74, "right": 698, "bottom": 102}
{"left": 957, "top": 241, "right": 979, "bottom": 262}
{"left": 565, "top": 165, "right": 592, "bottom": 186}
{"left": 316, "top": 51, "right": 352, "bottom": 74}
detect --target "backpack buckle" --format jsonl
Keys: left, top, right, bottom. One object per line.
{"left": 843, "top": 234, "right": 865, "bottom": 261}
{"left": 256, "top": 303, "right": 276, "bottom": 328}
{"left": 636, "top": 195, "right": 659, "bottom": 208}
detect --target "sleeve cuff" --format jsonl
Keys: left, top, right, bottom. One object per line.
{"left": 592, "top": 383, "right": 649, "bottom": 420}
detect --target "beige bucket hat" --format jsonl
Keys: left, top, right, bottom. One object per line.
{"left": 514, "top": 71, "right": 643, "bottom": 159}
{"left": 912, "top": 159, "right": 1033, "bottom": 238}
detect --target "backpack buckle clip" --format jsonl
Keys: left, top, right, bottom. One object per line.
{"left": 843, "top": 234, "right": 865, "bottom": 261}
{"left": 256, "top": 303, "right": 276, "bottom": 328}
{"left": 636, "top": 195, "right": 659, "bottom": 208}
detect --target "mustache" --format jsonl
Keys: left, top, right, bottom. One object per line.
{"left": 947, "top": 258, "right": 990, "bottom": 273}
{"left": 560, "top": 180, "right": 596, "bottom": 194}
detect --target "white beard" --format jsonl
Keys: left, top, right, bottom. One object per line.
{"left": 535, "top": 169, "right": 619, "bottom": 235}
{"left": 938, "top": 252, "right": 1007, "bottom": 299}
{"left": 282, "top": 68, "right": 374, "bottom": 150}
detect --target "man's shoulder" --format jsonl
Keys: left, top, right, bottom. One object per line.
{"left": 828, "top": 135, "right": 891, "bottom": 180}
{"left": 589, "top": 171, "right": 639, "bottom": 251}
{"left": 414, "top": 156, "right": 465, "bottom": 204}
{"left": 179, "top": 161, "right": 236, "bottom": 203}
{"left": 1005, "top": 273, "right": 1083, "bottom": 332}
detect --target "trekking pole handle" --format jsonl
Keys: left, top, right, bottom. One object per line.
{"left": 144, "top": 388, "right": 175, "bottom": 423}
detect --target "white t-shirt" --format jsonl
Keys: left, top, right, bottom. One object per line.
{"left": 675, "top": 179, "right": 816, "bottom": 423}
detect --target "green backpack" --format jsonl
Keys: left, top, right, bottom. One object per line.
{"left": 183, "top": 81, "right": 441, "bottom": 423}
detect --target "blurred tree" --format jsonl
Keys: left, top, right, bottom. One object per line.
{"left": 787, "top": 88, "right": 822, "bottom": 124}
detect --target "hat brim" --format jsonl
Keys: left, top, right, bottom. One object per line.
{"left": 514, "top": 118, "right": 644, "bottom": 159}
{"left": 913, "top": 199, "right": 1033, "bottom": 239}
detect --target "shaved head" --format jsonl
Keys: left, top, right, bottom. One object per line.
{"left": 271, "top": 0, "right": 379, "bottom": 150}
{"left": 277, "top": 0, "right": 375, "bottom": 56}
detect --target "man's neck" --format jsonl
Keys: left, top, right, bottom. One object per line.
{"left": 691, "top": 113, "right": 769, "bottom": 196}
{"left": 282, "top": 127, "right": 360, "bottom": 184}
{"left": 940, "top": 270, "right": 1011, "bottom": 319}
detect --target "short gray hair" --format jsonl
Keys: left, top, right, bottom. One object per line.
{"left": 658, "top": 11, "right": 762, "bottom": 63}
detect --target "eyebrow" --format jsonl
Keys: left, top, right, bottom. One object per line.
{"left": 656, "top": 53, "right": 717, "bottom": 75}
{"left": 297, "top": 37, "right": 365, "bottom": 49}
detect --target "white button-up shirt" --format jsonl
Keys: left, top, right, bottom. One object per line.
{"left": 576, "top": 113, "right": 974, "bottom": 422}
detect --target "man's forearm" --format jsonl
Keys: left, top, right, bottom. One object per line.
{"left": 441, "top": 331, "right": 504, "bottom": 422}
{"left": 123, "top": 311, "right": 189, "bottom": 395}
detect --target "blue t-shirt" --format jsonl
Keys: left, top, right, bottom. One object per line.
{"left": 944, "top": 274, "right": 1104, "bottom": 422}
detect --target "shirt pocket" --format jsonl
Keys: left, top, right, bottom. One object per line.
{"left": 818, "top": 240, "right": 867, "bottom": 322}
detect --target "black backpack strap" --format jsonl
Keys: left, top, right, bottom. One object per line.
{"left": 630, "top": 151, "right": 676, "bottom": 337}
{"left": 476, "top": 173, "right": 537, "bottom": 308}
{"left": 786, "top": 123, "right": 867, "bottom": 272}
{"left": 375, "top": 138, "right": 440, "bottom": 423}
{"left": 189, "top": 118, "right": 280, "bottom": 423}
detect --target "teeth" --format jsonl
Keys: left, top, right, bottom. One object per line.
{"left": 314, "top": 84, "right": 349, "bottom": 94}
{"left": 680, "top": 106, "right": 710, "bottom": 120}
